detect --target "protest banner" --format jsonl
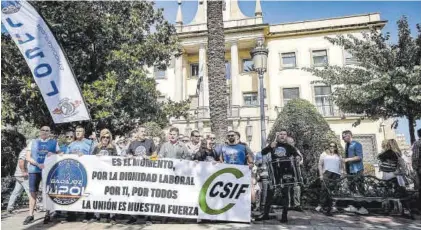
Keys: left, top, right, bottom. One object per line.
{"left": 42, "top": 155, "right": 251, "bottom": 222}
{"left": 1, "top": 1, "right": 90, "bottom": 123}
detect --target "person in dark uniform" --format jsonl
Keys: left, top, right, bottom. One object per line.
{"left": 255, "top": 129, "right": 299, "bottom": 223}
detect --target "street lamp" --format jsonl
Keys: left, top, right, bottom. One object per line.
{"left": 250, "top": 37, "right": 269, "bottom": 149}
{"left": 246, "top": 118, "right": 253, "bottom": 146}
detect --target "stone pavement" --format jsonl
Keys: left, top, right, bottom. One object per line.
{"left": 2, "top": 209, "right": 421, "bottom": 230}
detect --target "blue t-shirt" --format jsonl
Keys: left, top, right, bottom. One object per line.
{"left": 346, "top": 141, "right": 364, "bottom": 173}
{"left": 60, "top": 144, "right": 69, "bottom": 153}
{"left": 29, "top": 139, "right": 58, "bottom": 173}
{"left": 66, "top": 139, "right": 94, "bottom": 155}
{"left": 221, "top": 144, "right": 249, "bottom": 165}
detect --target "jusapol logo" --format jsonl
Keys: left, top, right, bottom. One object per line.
{"left": 199, "top": 168, "right": 249, "bottom": 215}
{"left": 46, "top": 159, "right": 87, "bottom": 205}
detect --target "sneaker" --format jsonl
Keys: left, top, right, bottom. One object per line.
{"left": 344, "top": 205, "right": 358, "bottom": 213}
{"left": 43, "top": 214, "right": 51, "bottom": 224}
{"left": 145, "top": 216, "right": 152, "bottom": 225}
{"left": 197, "top": 218, "right": 202, "bottom": 223}
{"left": 89, "top": 217, "right": 100, "bottom": 223}
{"left": 315, "top": 206, "right": 322, "bottom": 212}
{"left": 7, "top": 209, "right": 13, "bottom": 214}
{"left": 293, "top": 206, "right": 303, "bottom": 212}
{"left": 66, "top": 213, "right": 77, "bottom": 222}
{"left": 110, "top": 216, "right": 117, "bottom": 225}
{"left": 280, "top": 214, "right": 288, "bottom": 223}
{"left": 23, "top": 215, "right": 34, "bottom": 225}
{"left": 331, "top": 207, "right": 338, "bottom": 213}
{"left": 255, "top": 214, "right": 270, "bottom": 221}
{"left": 127, "top": 217, "right": 137, "bottom": 225}
{"left": 357, "top": 207, "right": 369, "bottom": 215}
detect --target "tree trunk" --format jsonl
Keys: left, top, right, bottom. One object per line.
{"left": 408, "top": 114, "right": 416, "bottom": 144}
{"left": 207, "top": 0, "right": 228, "bottom": 143}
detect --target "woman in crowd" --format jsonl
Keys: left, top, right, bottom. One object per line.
{"left": 378, "top": 139, "right": 412, "bottom": 217}
{"left": 378, "top": 139, "right": 407, "bottom": 180}
{"left": 194, "top": 138, "right": 220, "bottom": 162}
{"left": 91, "top": 129, "right": 118, "bottom": 224}
{"left": 315, "top": 142, "right": 343, "bottom": 215}
{"left": 92, "top": 129, "right": 118, "bottom": 156}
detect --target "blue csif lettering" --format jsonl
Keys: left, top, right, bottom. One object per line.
{"left": 6, "top": 17, "right": 60, "bottom": 97}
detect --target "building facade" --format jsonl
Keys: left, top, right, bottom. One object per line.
{"left": 151, "top": 0, "right": 396, "bottom": 164}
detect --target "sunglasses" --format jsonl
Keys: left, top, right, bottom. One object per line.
{"left": 102, "top": 136, "right": 111, "bottom": 139}
{"left": 227, "top": 135, "right": 235, "bottom": 138}
{"left": 209, "top": 137, "right": 216, "bottom": 140}
{"left": 66, "top": 136, "right": 73, "bottom": 138}
{"left": 40, "top": 129, "right": 50, "bottom": 132}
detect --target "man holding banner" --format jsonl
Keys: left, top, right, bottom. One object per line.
{"left": 23, "top": 126, "right": 60, "bottom": 225}
{"left": 65, "top": 126, "right": 95, "bottom": 223}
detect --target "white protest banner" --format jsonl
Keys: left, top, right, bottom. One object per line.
{"left": 1, "top": 1, "right": 90, "bottom": 123}
{"left": 42, "top": 155, "right": 251, "bottom": 223}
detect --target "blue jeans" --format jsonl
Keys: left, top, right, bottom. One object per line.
{"left": 29, "top": 173, "right": 42, "bottom": 193}
{"left": 7, "top": 176, "right": 30, "bottom": 211}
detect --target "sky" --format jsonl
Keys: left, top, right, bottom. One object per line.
{"left": 1, "top": 1, "right": 420, "bottom": 143}
{"left": 153, "top": 0, "right": 421, "bottom": 144}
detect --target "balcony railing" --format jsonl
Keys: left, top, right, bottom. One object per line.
{"left": 186, "top": 105, "right": 269, "bottom": 121}
{"left": 275, "top": 105, "right": 361, "bottom": 118}
{"left": 184, "top": 105, "right": 360, "bottom": 121}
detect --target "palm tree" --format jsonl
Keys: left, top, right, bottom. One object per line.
{"left": 207, "top": 0, "right": 228, "bottom": 142}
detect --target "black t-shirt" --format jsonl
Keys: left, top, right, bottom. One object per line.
{"left": 194, "top": 148, "right": 219, "bottom": 162}
{"left": 261, "top": 142, "right": 298, "bottom": 159}
{"left": 127, "top": 139, "right": 156, "bottom": 156}
{"left": 345, "top": 143, "right": 351, "bottom": 174}
{"left": 92, "top": 145, "right": 118, "bottom": 156}
{"left": 261, "top": 142, "right": 299, "bottom": 184}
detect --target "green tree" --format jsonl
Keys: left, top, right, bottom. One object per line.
{"left": 305, "top": 16, "right": 421, "bottom": 144}
{"left": 1, "top": 1, "right": 189, "bottom": 135}
{"left": 143, "top": 121, "right": 166, "bottom": 141}
{"left": 268, "top": 99, "right": 341, "bottom": 178}
{"left": 1, "top": 129, "right": 26, "bottom": 176}
{"left": 207, "top": 0, "right": 228, "bottom": 142}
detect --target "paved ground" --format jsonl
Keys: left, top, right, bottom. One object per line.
{"left": 2, "top": 208, "right": 421, "bottom": 230}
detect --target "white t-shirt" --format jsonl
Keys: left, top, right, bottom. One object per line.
{"left": 14, "top": 149, "right": 28, "bottom": 177}
{"left": 320, "top": 152, "right": 342, "bottom": 175}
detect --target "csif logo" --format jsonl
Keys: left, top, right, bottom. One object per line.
{"left": 199, "top": 168, "right": 249, "bottom": 215}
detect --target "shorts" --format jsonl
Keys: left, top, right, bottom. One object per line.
{"left": 29, "top": 173, "right": 42, "bottom": 193}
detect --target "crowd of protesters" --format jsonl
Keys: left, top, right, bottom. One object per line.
{"left": 5, "top": 124, "right": 421, "bottom": 225}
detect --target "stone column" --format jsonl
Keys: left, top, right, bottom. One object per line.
{"left": 198, "top": 43, "right": 209, "bottom": 118}
{"left": 230, "top": 41, "right": 240, "bottom": 117}
{"left": 200, "top": 44, "right": 209, "bottom": 107}
{"left": 175, "top": 54, "right": 183, "bottom": 102}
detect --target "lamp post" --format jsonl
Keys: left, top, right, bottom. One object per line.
{"left": 246, "top": 118, "right": 253, "bottom": 146}
{"left": 250, "top": 37, "right": 269, "bottom": 149}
